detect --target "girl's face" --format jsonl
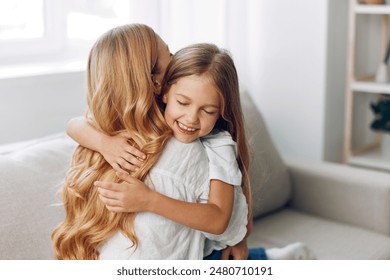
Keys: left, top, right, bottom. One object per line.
{"left": 162, "top": 74, "right": 221, "bottom": 143}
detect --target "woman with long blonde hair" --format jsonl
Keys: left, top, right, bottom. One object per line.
{"left": 51, "top": 24, "right": 172, "bottom": 259}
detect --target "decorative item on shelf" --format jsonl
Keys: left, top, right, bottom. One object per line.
{"left": 370, "top": 96, "right": 390, "bottom": 132}
{"left": 370, "top": 96, "right": 390, "bottom": 158}
{"left": 361, "top": 0, "right": 385, "bottom": 4}
{"left": 375, "top": 40, "right": 390, "bottom": 83}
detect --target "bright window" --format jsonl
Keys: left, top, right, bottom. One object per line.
{"left": 0, "top": 0, "right": 229, "bottom": 67}
{"left": 0, "top": 0, "right": 44, "bottom": 40}
{"left": 0, "top": 0, "right": 132, "bottom": 65}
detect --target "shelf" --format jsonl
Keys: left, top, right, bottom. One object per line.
{"left": 344, "top": 1, "right": 390, "bottom": 172}
{"left": 351, "top": 80, "right": 390, "bottom": 94}
{"left": 349, "top": 148, "right": 390, "bottom": 171}
{"left": 355, "top": 4, "right": 390, "bottom": 14}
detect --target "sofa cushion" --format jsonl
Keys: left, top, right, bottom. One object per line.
{"left": 248, "top": 209, "right": 390, "bottom": 259}
{"left": 0, "top": 133, "right": 76, "bottom": 259}
{"left": 241, "top": 91, "right": 291, "bottom": 218}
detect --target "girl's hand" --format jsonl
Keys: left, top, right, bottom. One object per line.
{"left": 100, "top": 132, "right": 146, "bottom": 173}
{"left": 221, "top": 238, "right": 248, "bottom": 260}
{"left": 95, "top": 171, "right": 151, "bottom": 213}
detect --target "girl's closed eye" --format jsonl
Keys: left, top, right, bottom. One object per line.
{"left": 177, "top": 99, "right": 188, "bottom": 106}
{"left": 203, "top": 109, "right": 218, "bottom": 115}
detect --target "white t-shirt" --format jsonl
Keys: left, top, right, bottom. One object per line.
{"left": 99, "top": 132, "right": 248, "bottom": 259}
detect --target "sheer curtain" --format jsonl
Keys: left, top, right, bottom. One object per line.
{"left": 133, "top": 0, "right": 257, "bottom": 91}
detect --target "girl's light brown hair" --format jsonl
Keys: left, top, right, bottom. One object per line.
{"left": 51, "top": 24, "right": 172, "bottom": 259}
{"left": 161, "top": 43, "right": 252, "bottom": 225}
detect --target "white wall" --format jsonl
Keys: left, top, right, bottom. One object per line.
{"left": 238, "top": 0, "right": 329, "bottom": 161}
{"left": 0, "top": 71, "right": 86, "bottom": 145}
{"left": 324, "top": 0, "right": 348, "bottom": 162}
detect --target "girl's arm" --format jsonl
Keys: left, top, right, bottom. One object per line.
{"left": 66, "top": 117, "right": 145, "bottom": 173}
{"left": 95, "top": 172, "right": 234, "bottom": 235}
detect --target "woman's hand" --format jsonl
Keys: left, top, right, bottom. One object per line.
{"left": 221, "top": 238, "right": 249, "bottom": 260}
{"left": 100, "top": 132, "right": 146, "bottom": 173}
{"left": 95, "top": 171, "right": 151, "bottom": 213}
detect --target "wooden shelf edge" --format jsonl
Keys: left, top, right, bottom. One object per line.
{"left": 355, "top": 4, "right": 390, "bottom": 15}
{"left": 351, "top": 80, "right": 390, "bottom": 94}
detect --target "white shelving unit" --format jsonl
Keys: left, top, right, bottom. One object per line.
{"left": 355, "top": 4, "right": 390, "bottom": 14}
{"left": 351, "top": 80, "right": 390, "bottom": 93}
{"left": 344, "top": 0, "right": 390, "bottom": 172}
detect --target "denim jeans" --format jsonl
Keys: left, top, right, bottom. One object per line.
{"left": 203, "top": 247, "right": 268, "bottom": 260}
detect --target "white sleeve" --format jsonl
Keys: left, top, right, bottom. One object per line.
{"left": 201, "top": 131, "right": 242, "bottom": 186}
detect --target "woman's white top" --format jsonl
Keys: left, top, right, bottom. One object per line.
{"left": 99, "top": 132, "right": 247, "bottom": 259}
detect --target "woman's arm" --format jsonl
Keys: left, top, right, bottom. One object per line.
{"left": 95, "top": 172, "right": 234, "bottom": 235}
{"left": 66, "top": 117, "right": 145, "bottom": 172}
{"left": 221, "top": 238, "right": 248, "bottom": 260}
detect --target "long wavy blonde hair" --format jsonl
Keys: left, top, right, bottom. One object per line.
{"left": 51, "top": 24, "right": 172, "bottom": 260}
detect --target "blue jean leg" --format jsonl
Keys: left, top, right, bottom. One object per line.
{"left": 204, "top": 247, "right": 268, "bottom": 260}
{"left": 247, "top": 247, "right": 268, "bottom": 260}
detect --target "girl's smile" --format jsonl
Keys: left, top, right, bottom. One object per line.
{"left": 176, "top": 121, "right": 198, "bottom": 134}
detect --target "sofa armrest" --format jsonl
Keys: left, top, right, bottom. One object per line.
{"left": 283, "top": 156, "right": 390, "bottom": 236}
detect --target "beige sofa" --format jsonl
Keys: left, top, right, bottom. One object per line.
{"left": 1, "top": 92, "right": 390, "bottom": 259}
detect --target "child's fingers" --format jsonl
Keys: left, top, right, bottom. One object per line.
{"left": 94, "top": 181, "right": 122, "bottom": 192}
{"left": 118, "top": 157, "right": 140, "bottom": 171}
{"left": 113, "top": 163, "right": 130, "bottom": 174}
{"left": 105, "top": 205, "right": 126, "bottom": 213}
{"left": 98, "top": 193, "right": 121, "bottom": 208}
{"left": 116, "top": 171, "right": 136, "bottom": 183}
{"left": 97, "top": 187, "right": 121, "bottom": 200}
{"left": 122, "top": 154, "right": 144, "bottom": 168}
{"left": 126, "top": 146, "right": 146, "bottom": 160}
